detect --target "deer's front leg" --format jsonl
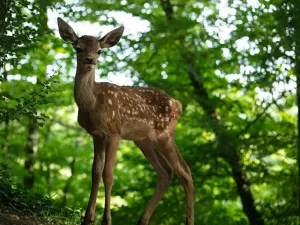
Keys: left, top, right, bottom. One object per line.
{"left": 82, "top": 135, "right": 107, "bottom": 225}
{"left": 101, "top": 136, "right": 120, "bottom": 225}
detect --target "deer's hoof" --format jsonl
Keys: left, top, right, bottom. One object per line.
{"left": 81, "top": 220, "right": 94, "bottom": 225}
{"left": 101, "top": 220, "right": 112, "bottom": 225}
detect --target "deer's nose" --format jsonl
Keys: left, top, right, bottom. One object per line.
{"left": 85, "top": 57, "right": 94, "bottom": 64}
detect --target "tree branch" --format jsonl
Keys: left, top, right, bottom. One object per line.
{"left": 159, "top": 2, "right": 265, "bottom": 225}
{"left": 50, "top": 119, "right": 82, "bottom": 132}
{"left": 160, "top": 0, "right": 174, "bottom": 20}
{"left": 241, "top": 90, "right": 290, "bottom": 135}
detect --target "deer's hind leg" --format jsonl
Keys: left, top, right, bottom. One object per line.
{"left": 168, "top": 119, "right": 192, "bottom": 179}
{"left": 155, "top": 130, "right": 194, "bottom": 225}
{"left": 134, "top": 138, "right": 173, "bottom": 225}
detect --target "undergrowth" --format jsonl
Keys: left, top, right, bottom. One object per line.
{"left": 0, "top": 165, "right": 82, "bottom": 225}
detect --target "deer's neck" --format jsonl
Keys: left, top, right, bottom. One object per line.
{"left": 74, "top": 68, "right": 97, "bottom": 110}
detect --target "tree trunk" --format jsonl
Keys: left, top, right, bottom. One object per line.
{"left": 159, "top": 1, "right": 264, "bottom": 224}
{"left": 62, "top": 138, "right": 79, "bottom": 205}
{"left": 227, "top": 152, "right": 264, "bottom": 225}
{"left": 294, "top": 13, "right": 300, "bottom": 216}
{"left": 24, "top": 118, "right": 38, "bottom": 189}
{"left": 0, "top": 0, "right": 9, "bottom": 160}
{"left": 1, "top": 119, "right": 9, "bottom": 159}
{"left": 23, "top": 0, "right": 50, "bottom": 190}
{"left": 185, "top": 54, "right": 264, "bottom": 225}
{"left": 296, "top": 52, "right": 300, "bottom": 216}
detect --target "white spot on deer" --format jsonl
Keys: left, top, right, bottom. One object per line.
{"left": 108, "top": 99, "right": 112, "bottom": 105}
{"left": 112, "top": 111, "right": 115, "bottom": 118}
{"left": 165, "top": 106, "right": 169, "bottom": 111}
{"left": 169, "top": 100, "right": 173, "bottom": 106}
{"left": 114, "top": 92, "right": 118, "bottom": 97}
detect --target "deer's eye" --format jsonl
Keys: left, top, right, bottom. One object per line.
{"left": 75, "top": 47, "right": 82, "bottom": 53}
{"left": 97, "top": 50, "right": 102, "bottom": 55}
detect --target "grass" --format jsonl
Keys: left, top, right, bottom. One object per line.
{"left": 0, "top": 165, "right": 82, "bottom": 225}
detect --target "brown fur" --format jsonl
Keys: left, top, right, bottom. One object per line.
{"left": 76, "top": 78, "right": 182, "bottom": 140}
{"left": 57, "top": 17, "right": 194, "bottom": 225}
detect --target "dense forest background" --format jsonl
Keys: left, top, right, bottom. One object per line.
{"left": 0, "top": 0, "right": 299, "bottom": 224}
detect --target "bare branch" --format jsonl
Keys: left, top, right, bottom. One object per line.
{"left": 160, "top": 0, "right": 174, "bottom": 20}
{"left": 241, "top": 91, "right": 290, "bottom": 135}
{"left": 50, "top": 119, "right": 82, "bottom": 131}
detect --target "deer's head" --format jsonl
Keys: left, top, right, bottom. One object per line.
{"left": 57, "top": 17, "right": 124, "bottom": 71}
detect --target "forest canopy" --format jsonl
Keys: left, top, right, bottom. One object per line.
{"left": 0, "top": 0, "right": 299, "bottom": 225}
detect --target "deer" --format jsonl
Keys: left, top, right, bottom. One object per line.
{"left": 57, "top": 17, "right": 194, "bottom": 225}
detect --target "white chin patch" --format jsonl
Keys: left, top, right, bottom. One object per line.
{"left": 85, "top": 64, "right": 95, "bottom": 69}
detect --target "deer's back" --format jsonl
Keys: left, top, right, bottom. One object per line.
{"left": 78, "top": 82, "right": 182, "bottom": 140}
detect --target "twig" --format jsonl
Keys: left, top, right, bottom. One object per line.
{"left": 240, "top": 90, "right": 290, "bottom": 135}
{"left": 50, "top": 119, "right": 81, "bottom": 132}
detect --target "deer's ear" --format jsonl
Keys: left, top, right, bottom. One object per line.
{"left": 57, "top": 17, "right": 78, "bottom": 43}
{"left": 99, "top": 26, "right": 124, "bottom": 48}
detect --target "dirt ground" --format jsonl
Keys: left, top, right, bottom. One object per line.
{"left": 0, "top": 206, "right": 56, "bottom": 225}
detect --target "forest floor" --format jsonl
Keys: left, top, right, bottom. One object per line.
{"left": 0, "top": 196, "right": 81, "bottom": 225}
{"left": 0, "top": 168, "right": 81, "bottom": 225}
{"left": 0, "top": 205, "right": 56, "bottom": 225}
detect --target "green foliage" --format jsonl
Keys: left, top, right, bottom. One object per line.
{"left": 0, "top": 165, "right": 82, "bottom": 225}
{"left": 0, "top": 75, "right": 59, "bottom": 124}
{"left": 0, "top": 0, "right": 60, "bottom": 123}
{"left": 0, "top": 0, "right": 299, "bottom": 225}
